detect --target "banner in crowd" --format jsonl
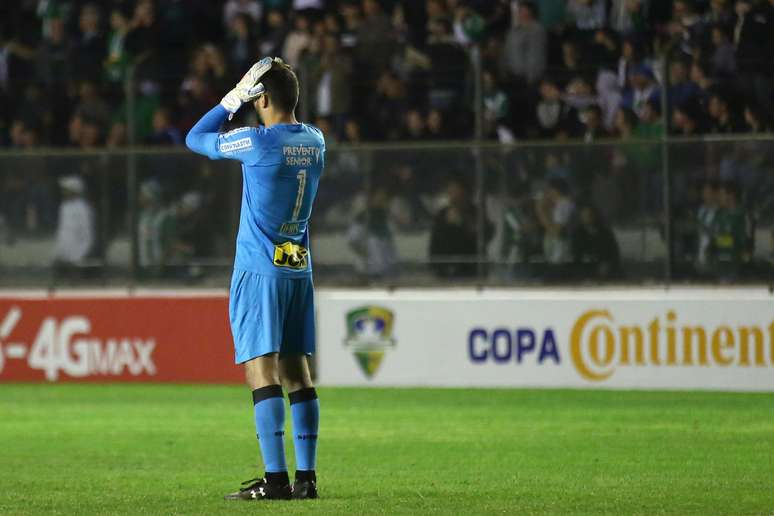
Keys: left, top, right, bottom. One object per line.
{"left": 0, "top": 293, "right": 239, "bottom": 383}
{"left": 316, "top": 289, "right": 774, "bottom": 391}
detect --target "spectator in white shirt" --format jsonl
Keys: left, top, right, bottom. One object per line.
{"left": 53, "top": 175, "right": 94, "bottom": 266}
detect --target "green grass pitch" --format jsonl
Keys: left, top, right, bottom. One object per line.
{"left": 1, "top": 385, "right": 774, "bottom": 515}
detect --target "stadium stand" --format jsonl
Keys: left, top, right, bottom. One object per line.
{"left": 1, "top": 0, "right": 774, "bottom": 288}
{"left": 0, "top": 0, "right": 772, "bottom": 146}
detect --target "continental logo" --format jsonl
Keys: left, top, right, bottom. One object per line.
{"left": 571, "top": 310, "right": 774, "bottom": 381}
{"left": 273, "top": 242, "right": 308, "bottom": 269}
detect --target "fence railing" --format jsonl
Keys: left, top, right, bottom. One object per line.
{"left": 1, "top": 136, "right": 773, "bottom": 288}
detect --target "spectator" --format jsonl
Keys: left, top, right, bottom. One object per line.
{"left": 535, "top": 178, "right": 575, "bottom": 264}
{"left": 259, "top": 9, "right": 288, "bottom": 57}
{"left": 616, "top": 37, "right": 646, "bottom": 89}
{"left": 342, "top": 119, "right": 363, "bottom": 143}
{"left": 105, "top": 7, "right": 131, "bottom": 86}
{"left": 672, "top": 99, "right": 708, "bottom": 135}
{"left": 340, "top": 2, "right": 362, "bottom": 48}
{"left": 482, "top": 69, "right": 510, "bottom": 139}
{"left": 707, "top": 88, "right": 744, "bottom": 133}
{"left": 76, "top": 116, "right": 104, "bottom": 149}
{"left": 369, "top": 70, "right": 407, "bottom": 140}
{"left": 580, "top": 105, "right": 609, "bottom": 142}
{"left": 566, "top": 0, "right": 607, "bottom": 32}
{"left": 70, "top": 3, "right": 106, "bottom": 83}
{"left": 610, "top": 0, "right": 649, "bottom": 34}
{"left": 74, "top": 80, "right": 110, "bottom": 132}
{"left": 501, "top": 1, "right": 547, "bottom": 84}
{"left": 173, "top": 190, "right": 215, "bottom": 262}
{"left": 667, "top": 0, "right": 704, "bottom": 53}
{"left": 402, "top": 109, "right": 426, "bottom": 140}
{"left": 423, "top": 18, "right": 469, "bottom": 111}
{"left": 589, "top": 29, "right": 619, "bottom": 70}
{"left": 705, "top": 0, "right": 735, "bottom": 27}
{"left": 145, "top": 107, "right": 183, "bottom": 145}
{"left": 710, "top": 24, "right": 737, "bottom": 77}
{"left": 744, "top": 103, "right": 772, "bottom": 133}
{"left": 9, "top": 119, "right": 40, "bottom": 148}
{"left": 125, "top": 0, "right": 158, "bottom": 62}
{"left": 596, "top": 71, "right": 622, "bottom": 129}
{"left": 429, "top": 177, "right": 493, "bottom": 279}
{"left": 564, "top": 76, "right": 597, "bottom": 113}
{"left": 571, "top": 205, "right": 620, "bottom": 278}
{"left": 733, "top": 0, "right": 772, "bottom": 114}
{"left": 556, "top": 39, "right": 590, "bottom": 86}
{"left": 536, "top": 77, "right": 581, "bottom": 138}
{"left": 426, "top": 109, "right": 448, "bottom": 140}
{"left": 347, "top": 187, "right": 398, "bottom": 279}
{"left": 733, "top": 0, "right": 768, "bottom": 75}
{"left": 620, "top": 65, "right": 659, "bottom": 120}
{"left": 667, "top": 59, "right": 700, "bottom": 112}
{"left": 53, "top": 175, "right": 95, "bottom": 268}
{"left": 226, "top": 13, "right": 257, "bottom": 74}
{"left": 17, "top": 84, "right": 51, "bottom": 144}
{"left": 138, "top": 179, "right": 176, "bottom": 275}
{"left": 37, "top": 16, "right": 69, "bottom": 90}
{"left": 614, "top": 107, "right": 637, "bottom": 138}
{"left": 712, "top": 180, "right": 748, "bottom": 276}
{"left": 634, "top": 98, "right": 663, "bottom": 138}
{"left": 696, "top": 180, "right": 719, "bottom": 270}
{"left": 282, "top": 15, "right": 312, "bottom": 68}
{"left": 223, "top": 0, "right": 263, "bottom": 28}
{"left": 389, "top": 163, "right": 431, "bottom": 229}
{"left": 356, "top": 0, "right": 395, "bottom": 77}
{"left": 500, "top": 190, "right": 541, "bottom": 272}
{"left": 311, "top": 34, "right": 352, "bottom": 129}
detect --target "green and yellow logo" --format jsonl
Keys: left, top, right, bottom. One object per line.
{"left": 273, "top": 242, "right": 308, "bottom": 269}
{"left": 344, "top": 306, "right": 396, "bottom": 378}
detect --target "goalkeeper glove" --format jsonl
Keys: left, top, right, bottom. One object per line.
{"left": 220, "top": 57, "right": 285, "bottom": 115}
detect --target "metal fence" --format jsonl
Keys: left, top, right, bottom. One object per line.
{"left": 1, "top": 136, "right": 773, "bottom": 288}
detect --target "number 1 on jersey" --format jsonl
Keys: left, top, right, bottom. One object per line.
{"left": 292, "top": 169, "right": 307, "bottom": 221}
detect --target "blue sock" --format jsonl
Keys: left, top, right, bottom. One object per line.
{"left": 289, "top": 388, "right": 319, "bottom": 476}
{"left": 252, "top": 385, "right": 287, "bottom": 475}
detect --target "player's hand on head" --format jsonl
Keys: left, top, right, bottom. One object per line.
{"left": 220, "top": 57, "right": 286, "bottom": 114}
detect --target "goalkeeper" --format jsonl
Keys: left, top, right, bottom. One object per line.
{"left": 186, "top": 57, "right": 325, "bottom": 501}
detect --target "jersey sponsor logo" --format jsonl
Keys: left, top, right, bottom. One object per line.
{"left": 218, "top": 137, "right": 253, "bottom": 153}
{"left": 222, "top": 127, "right": 252, "bottom": 137}
{"left": 343, "top": 306, "right": 396, "bottom": 378}
{"left": 283, "top": 145, "right": 321, "bottom": 166}
{"left": 272, "top": 242, "right": 309, "bottom": 269}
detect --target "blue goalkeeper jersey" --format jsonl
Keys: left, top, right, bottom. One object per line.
{"left": 185, "top": 105, "right": 325, "bottom": 277}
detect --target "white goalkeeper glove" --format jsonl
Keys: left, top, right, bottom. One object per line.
{"left": 220, "top": 57, "right": 285, "bottom": 115}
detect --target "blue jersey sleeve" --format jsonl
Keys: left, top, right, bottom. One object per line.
{"left": 185, "top": 105, "right": 266, "bottom": 165}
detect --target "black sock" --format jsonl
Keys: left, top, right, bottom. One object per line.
{"left": 295, "top": 469, "right": 316, "bottom": 482}
{"left": 265, "top": 471, "right": 290, "bottom": 486}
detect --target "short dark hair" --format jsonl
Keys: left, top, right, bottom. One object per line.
{"left": 261, "top": 62, "right": 299, "bottom": 114}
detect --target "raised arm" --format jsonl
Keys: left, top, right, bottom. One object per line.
{"left": 185, "top": 105, "right": 231, "bottom": 159}
{"left": 186, "top": 56, "right": 282, "bottom": 160}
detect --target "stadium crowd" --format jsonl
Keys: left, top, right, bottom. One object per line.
{"left": 1, "top": 0, "right": 774, "bottom": 286}
{"left": 1, "top": 0, "right": 773, "bottom": 148}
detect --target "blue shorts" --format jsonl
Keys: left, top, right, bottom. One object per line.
{"left": 228, "top": 269, "right": 316, "bottom": 364}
